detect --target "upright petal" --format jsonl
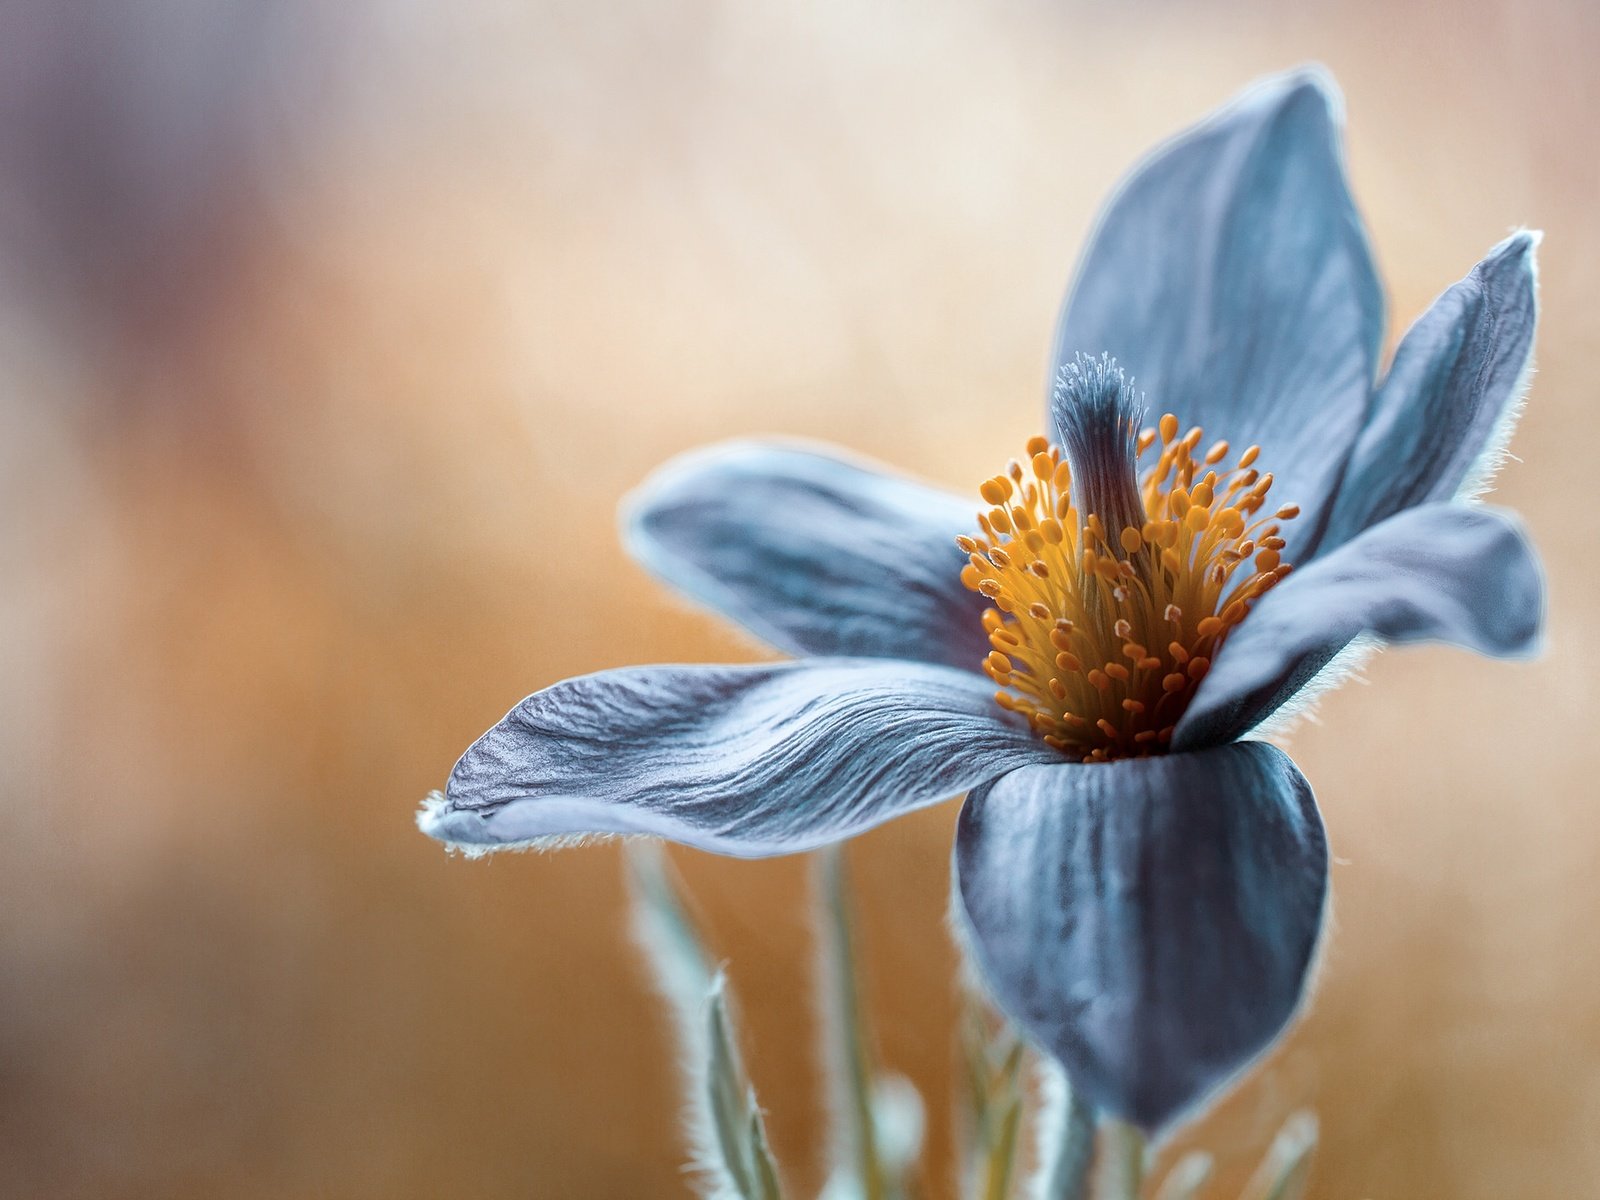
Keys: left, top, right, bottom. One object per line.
{"left": 1052, "top": 67, "right": 1383, "bottom": 560}
{"left": 1175, "top": 503, "right": 1544, "bottom": 749}
{"left": 421, "top": 658, "right": 1057, "bottom": 858}
{"left": 624, "top": 440, "right": 989, "bottom": 669}
{"left": 953, "top": 744, "right": 1327, "bottom": 1132}
{"left": 1321, "top": 232, "right": 1540, "bottom": 548}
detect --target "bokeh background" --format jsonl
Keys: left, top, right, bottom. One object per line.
{"left": 1, "top": 1, "right": 1595, "bottom": 1196}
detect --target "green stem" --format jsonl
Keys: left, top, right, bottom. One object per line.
{"left": 1031, "top": 1065, "right": 1097, "bottom": 1200}
{"left": 819, "top": 846, "right": 887, "bottom": 1200}
{"left": 1050, "top": 1088, "right": 1098, "bottom": 1200}
{"left": 1097, "top": 1120, "right": 1145, "bottom": 1200}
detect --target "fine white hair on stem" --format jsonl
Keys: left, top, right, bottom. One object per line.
{"left": 705, "top": 981, "right": 785, "bottom": 1200}
{"left": 814, "top": 846, "right": 925, "bottom": 1200}
{"left": 625, "top": 842, "right": 729, "bottom": 1196}
{"left": 814, "top": 847, "right": 879, "bottom": 1196}
{"left": 625, "top": 841, "right": 782, "bottom": 1199}
{"left": 1025, "top": 1058, "right": 1097, "bottom": 1200}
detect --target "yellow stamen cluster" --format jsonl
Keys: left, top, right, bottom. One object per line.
{"left": 960, "top": 416, "right": 1298, "bottom": 762}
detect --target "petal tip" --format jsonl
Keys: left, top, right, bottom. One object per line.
{"left": 1252, "top": 62, "right": 1345, "bottom": 128}
{"left": 416, "top": 790, "right": 497, "bottom": 858}
{"left": 617, "top": 438, "right": 752, "bottom": 548}
{"left": 614, "top": 437, "right": 989, "bottom": 667}
{"left": 416, "top": 788, "right": 447, "bottom": 827}
{"left": 417, "top": 790, "right": 616, "bottom": 857}
{"left": 1483, "top": 228, "right": 1541, "bottom": 277}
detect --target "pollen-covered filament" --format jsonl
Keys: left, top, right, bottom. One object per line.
{"left": 960, "top": 416, "right": 1299, "bottom": 762}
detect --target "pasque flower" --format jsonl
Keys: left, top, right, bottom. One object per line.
{"left": 421, "top": 68, "right": 1543, "bottom": 1131}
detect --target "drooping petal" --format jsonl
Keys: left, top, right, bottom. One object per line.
{"left": 1174, "top": 503, "right": 1544, "bottom": 749}
{"left": 1051, "top": 67, "right": 1383, "bottom": 560}
{"left": 623, "top": 440, "right": 990, "bottom": 670}
{"left": 421, "top": 658, "right": 1057, "bottom": 858}
{"left": 1321, "top": 232, "right": 1540, "bottom": 548}
{"left": 953, "top": 743, "right": 1327, "bottom": 1133}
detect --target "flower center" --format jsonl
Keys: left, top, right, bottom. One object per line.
{"left": 960, "top": 357, "right": 1298, "bottom": 762}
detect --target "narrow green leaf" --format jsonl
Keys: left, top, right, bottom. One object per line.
{"left": 747, "top": 1091, "right": 784, "bottom": 1200}
{"left": 982, "top": 1097, "right": 1024, "bottom": 1200}
{"left": 960, "top": 1011, "right": 994, "bottom": 1155}
{"left": 704, "top": 979, "right": 787, "bottom": 1200}
{"left": 958, "top": 990, "right": 1040, "bottom": 1200}
{"left": 706, "top": 983, "right": 760, "bottom": 1199}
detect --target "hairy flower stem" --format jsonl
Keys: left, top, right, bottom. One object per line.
{"left": 1026, "top": 1062, "right": 1097, "bottom": 1200}
{"left": 706, "top": 983, "right": 785, "bottom": 1200}
{"left": 818, "top": 846, "right": 891, "bottom": 1200}
{"left": 958, "top": 993, "right": 1025, "bottom": 1200}
{"left": 1097, "top": 1121, "right": 1146, "bottom": 1200}
{"left": 626, "top": 845, "right": 785, "bottom": 1200}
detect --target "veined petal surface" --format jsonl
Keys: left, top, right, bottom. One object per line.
{"left": 1175, "top": 502, "right": 1544, "bottom": 749}
{"left": 1321, "top": 232, "right": 1539, "bottom": 548}
{"left": 624, "top": 440, "right": 989, "bottom": 669}
{"left": 422, "top": 658, "right": 1057, "bottom": 858}
{"left": 1052, "top": 67, "right": 1383, "bottom": 560}
{"left": 953, "top": 743, "right": 1327, "bottom": 1132}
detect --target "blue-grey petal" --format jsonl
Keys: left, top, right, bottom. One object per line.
{"left": 421, "top": 658, "right": 1059, "bottom": 858}
{"left": 953, "top": 743, "right": 1327, "bottom": 1132}
{"left": 1052, "top": 67, "right": 1383, "bottom": 561}
{"left": 1321, "top": 232, "right": 1540, "bottom": 548}
{"left": 1174, "top": 503, "right": 1544, "bottom": 749}
{"left": 623, "top": 440, "right": 990, "bottom": 670}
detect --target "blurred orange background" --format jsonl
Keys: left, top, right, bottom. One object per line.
{"left": 1, "top": 1, "right": 1596, "bottom": 1196}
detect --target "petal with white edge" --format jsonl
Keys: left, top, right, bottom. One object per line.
{"left": 954, "top": 742, "right": 1327, "bottom": 1132}
{"left": 423, "top": 657, "right": 1058, "bottom": 858}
